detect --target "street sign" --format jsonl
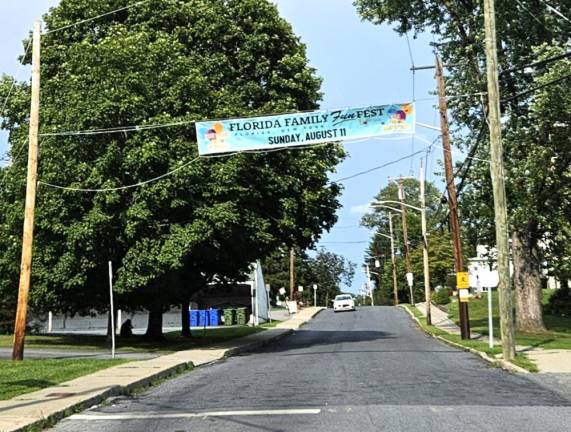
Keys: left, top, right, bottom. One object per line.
{"left": 406, "top": 272, "right": 414, "bottom": 287}
{"left": 457, "top": 272, "right": 470, "bottom": 289}
{"left": 279, "top": 287, "right": 286, "bottom": 295}
{"left": 459, "top": 288, "right": 470, "bottom": 303}
{"left": 298, "top": 285, "right": 304, "bottom": 292}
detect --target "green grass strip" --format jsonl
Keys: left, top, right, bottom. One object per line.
{"left": 0, "top": 358, "right": 127, "bottom": 400}
{"left": 403, "top": 304, "right": 538, "bottom": 373}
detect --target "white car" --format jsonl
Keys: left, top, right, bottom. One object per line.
{"left": 333, "top": 294, "right": 356, "bottom": 312}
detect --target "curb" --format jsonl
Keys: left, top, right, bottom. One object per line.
{"left": 399, "top": 305, "right": 529, "bottom": 375}
{"left": 6, "top": 309, "right": 323, "bottom": 432}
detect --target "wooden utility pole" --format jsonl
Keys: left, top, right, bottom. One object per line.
{"left": 12, "top": 21, "right": 41, "bottom": 361}
{"left": 483, "top": 0, "right": 516, "bottom": 359}
{"left": 289, "top": 248, "right": 295, "bottom": 301}
{"left": 435, "top": 55, "right": 470, "bottom": 340}
{"left": 388, "top": 214, "right": 399, "bottom": 305}
{"left": 394, "top": 178, "right": 415, "bottom": 305}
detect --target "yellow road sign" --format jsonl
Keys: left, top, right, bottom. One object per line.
{"left": 457, "top": 272, "right": 470, "bottom": 289}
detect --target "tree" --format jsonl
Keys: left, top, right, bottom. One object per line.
{"left": 262, "top": 247, "right": 355, "bottom": 307}
{"left": 354, "top": 0, "right": 571, "bottom": 332}
{"left": 362, "top": 178, "right": 443, "bottom": 303}
{"left": 0, "top": 0, "right": 345, "bottom": 339}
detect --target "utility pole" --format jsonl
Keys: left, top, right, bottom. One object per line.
{"left": 388, "top": 214, "right": 399, "bottom": 305}
{"left": 436, "top": 55, "right": 471, "bottom": 340}
{"left": 366, "top": 264, "right": 374, "bottom": 306}
{"left": 419, "top": 161, "right": 432, "bottom": 325}
{"left": 12, "top": 21, "right": 41, "bottom": 361}
{"left": 483, "top": 0, "right": 515, "bottom": 359}
{"left": 289, "top": 248, "right": 295, "bottom": 301}
{"left": 392, "top": 177, "right": 415, "bottom": 305}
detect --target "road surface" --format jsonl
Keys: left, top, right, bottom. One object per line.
{"left": 49, "top": 307, "right": 571, "bottom": 432}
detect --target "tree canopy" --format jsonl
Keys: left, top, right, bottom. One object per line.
{"left": 0, "top": 0, "right": 346, "bottom": 336}
{"left": 355, "top": 0, "right": 571, "bottom": 331}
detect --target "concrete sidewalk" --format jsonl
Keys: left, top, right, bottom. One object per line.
{"left": 414, "top": 302, "right": 571, "bottom": 374}
{"left": 0, "top": 307, "right": 324, "bottom": 432}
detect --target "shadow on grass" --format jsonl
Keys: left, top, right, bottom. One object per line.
{"left": 4, "top": 379, "right": 56, "bottom": 389}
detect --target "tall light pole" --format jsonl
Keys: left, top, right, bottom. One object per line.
{"left": 373, "top": 198, "right": 431, "bottom": 323}
{"left": 376, "top": 230, "right": 398, "bottom": 305}
{"left": 389, "top": 177, "right": 416, "bottom": 305}
{"left": 419, "top": 161, "right": 432, "bottom": 325}
{"left": 365, "top": 264, "right": 374, "bottom": 306}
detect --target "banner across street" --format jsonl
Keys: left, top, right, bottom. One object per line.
{"left": 195, "top": 103, "right": 415, "bottom": 155}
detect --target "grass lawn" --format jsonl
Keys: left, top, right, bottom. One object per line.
{"left": 448, "top": 291, "right": 571, "bottom": 350}
{"left": 0, "top": 325, "right": 268, "bottom": 353}
{"left": 0, "top": 358, "right": 127, "bottom": 400}
{"left": 405, "top": 305, "right": 537, "bottom": 372}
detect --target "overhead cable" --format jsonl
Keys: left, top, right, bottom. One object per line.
{"left": 44, "top": 0, "right": 152, "bottom": 35}
{"left": 38, "top": 156, "right": 200, "bottom": 192}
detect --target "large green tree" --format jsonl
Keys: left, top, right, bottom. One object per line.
{"left": 0, "top": 0, "right": 345, "bottom": 338}
{"left": 354, "top": 0, "right": 571, "bottom": 332}
{"left": 361, "top": 178, "right": 444, "bottom": 303}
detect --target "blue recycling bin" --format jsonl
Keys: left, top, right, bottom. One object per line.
{"left": 209, "top": 309, "right": 220, "bottom": 326}
{"left": 190, "top": 310, "right": 199, "bottom": 327}
{"left": 198, "top": 310, "right": 208, "bottom": 327}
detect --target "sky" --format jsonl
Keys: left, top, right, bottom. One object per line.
{"left": 0, "top": 1, "right": 454, "bottom": 295}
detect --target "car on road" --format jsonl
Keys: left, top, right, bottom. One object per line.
{"left": 333, "top": 294, "right": 356, "bottom": 312}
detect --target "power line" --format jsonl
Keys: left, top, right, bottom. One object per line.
{"left": 38, "top": 156, "right": 200, "bottom": 192}
{"left": 502, "top": 71, "right": 571, "bottom": 103}
{"left": 500, "top": 50, "right": 571, "bottom": 76}
{"left": 44, "top": 0, "right": 152, "bottom": 35}
{"left": 330, "top": 148, "right": 427, "bottom": 184}
{"left": 405, "top": 31, "right": 416, "bottom": 175}
{"left": 539, "top": 0, "right": 571, "bottom": 23}
{"left": 514, "top": 0, "right": 554, "bottom": 33}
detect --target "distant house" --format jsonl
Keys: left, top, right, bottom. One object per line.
{"left": 468, "top": 244, "right": 561, "bottom": 292}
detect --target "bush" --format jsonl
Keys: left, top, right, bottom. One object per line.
{"left": 545, "top": 288, "right": 571, "bottom": 317}
{"left": 432, "top": 289, "right": 451, "bottom": 305}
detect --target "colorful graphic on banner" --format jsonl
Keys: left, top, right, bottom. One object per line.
{"left": 196, "top": 103, "right": 415, "bottom": 155}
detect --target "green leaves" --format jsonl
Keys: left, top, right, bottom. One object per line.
{"left": 0, "top": 0, "right": 345, "bottom": 317}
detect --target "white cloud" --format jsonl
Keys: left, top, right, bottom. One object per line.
{"left": 349, "top": 203, "right": 372, "bottom": 215}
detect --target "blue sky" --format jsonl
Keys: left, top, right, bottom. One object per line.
{"left": 1, "top": 1, "right": 452, "bottom": 294}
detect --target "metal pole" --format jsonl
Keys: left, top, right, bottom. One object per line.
{"left": 436, "top": 55, "right": 470, "bottom": 340}
{"left": 366, "top": 264, "right": 374, "bottom": 306}
{"left": 12, "top": 21, "right": 41, "bottom": 361}
{"left": 389, "top": 213, "right": 399, "bottom": 305}
{"left": 488, "top": 288, "right": 494, "bottom": 349}
{"left": 313, "top": 285, "right": 317, "bottom": 308}
{"left": 396, "top": 180, "right": 414, "bottom": 305}
{"left": 482, "top": 0, "right": 515, "bottom": 360}
{"left": 108, "top": 261, "right": 115, "bottom": 359}
{"left": 420, "top": 162, "right": 432, "bottom": 325}
{"left": 48, "top": 311, "right": 52, "bottom": 333}
{"left": 289, "top": 248, "right": 295, "bottom": 301}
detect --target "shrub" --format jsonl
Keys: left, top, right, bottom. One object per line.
{"left": 545, "top": 288, "right": 571, "bottom": 317}
{"left": 432, "top": 289, "right": 451, "bottom": 305}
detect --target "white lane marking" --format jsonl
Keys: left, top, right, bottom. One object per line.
{"left": 70, "top": 408, "right": 321, "bottom": 420}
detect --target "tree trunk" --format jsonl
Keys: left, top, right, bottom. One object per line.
{"left": 181, "top": 299, "right": 191, "bottom": 338}
{"left": 512, "top": 230, "right": 546, "bottom": 333}
{"left": 145, "top": 301, "right": 165, "bottom": 341}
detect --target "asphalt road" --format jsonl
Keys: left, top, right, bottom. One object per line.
{"left": 50, "top": 307, "right": 571, "bottom": 432}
